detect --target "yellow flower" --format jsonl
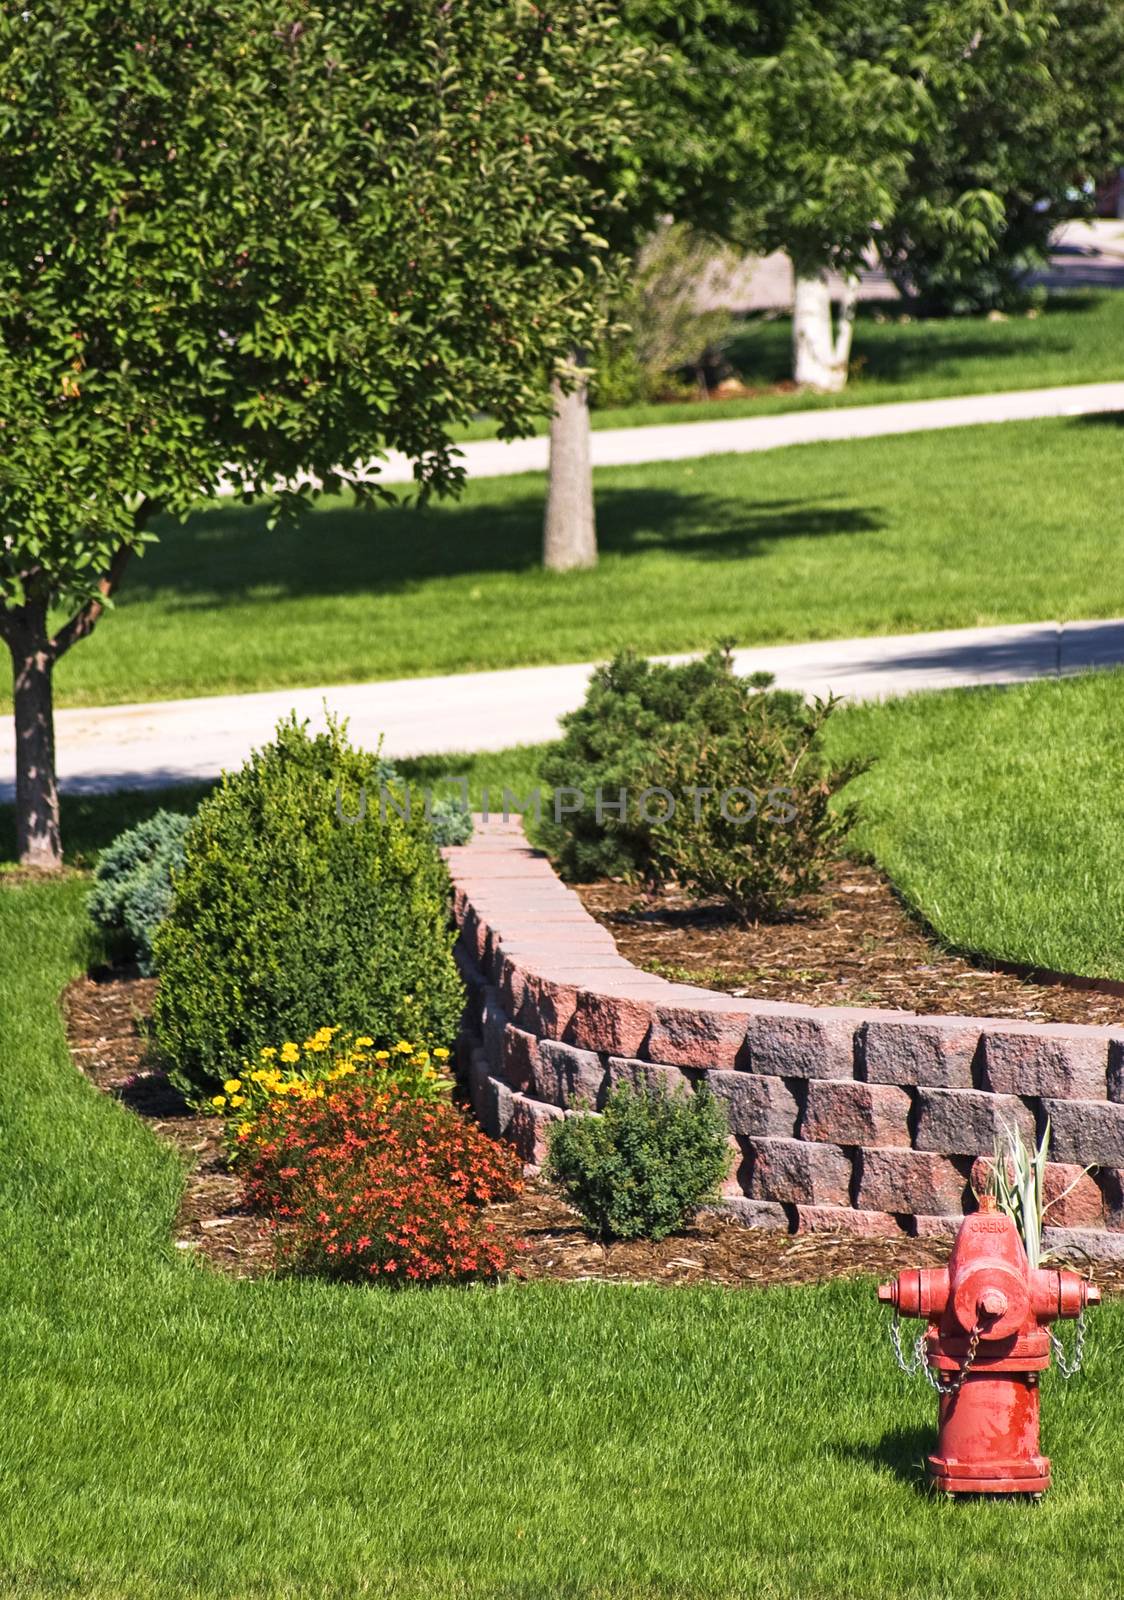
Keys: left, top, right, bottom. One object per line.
{"left": 211, "top": 1094, "right": 226, "bottom": 1109}
{"left": 230, "top": 1094, "right": 246, "bottom": 1108}
{"left": 280, "top": 1043, "right": 300, "bottom": 1064}
{"left": 223, "top": 1078, "right": 242, "bottom": 1094}
{"left": 374, "top": 1050, "right": 390, "bottom": 1062}
{"left": 434, "top": 1047, "right": 450, "bottom": 1061}
{"left": 394, "top": 1041, "right": 413, "bottom": 1055}
{"left": 260, "top": 1047, "right": 277, "bottom": 1060}
{"left": 356, "top": 1036, "right": 374, "bottom": 1048}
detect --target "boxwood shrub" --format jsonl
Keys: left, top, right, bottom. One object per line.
{"left": 152, "top": 716, "right": 464, "bottom": 1102}
{"left": 544, "top": 1081, "right": 730, "bottom": 1241}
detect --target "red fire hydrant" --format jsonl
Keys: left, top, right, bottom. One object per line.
{"left": 877, "top": 1197, "right": 1099, "bottom": 1496}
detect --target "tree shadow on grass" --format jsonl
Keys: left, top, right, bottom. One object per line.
{"left": 1071, "top": 409, "right": 1124, "bottom": 430}
{"left": 119, "top": 488, "right": 886, "bottom": 611}
{"left": 0, "top": 783, "right": 213, "bottom": 867}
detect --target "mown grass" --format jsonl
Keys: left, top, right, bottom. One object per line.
{"left": 4, "top": 874, "right": 1124, "bottom": 1600}
{"left": 455, "top": 289, "right": 1124, "bottom": 437}
{"left": 35, "top": 410, "right": 1124, "bottom": 711}
{"left": 822, "top": 669, "right": 1124, "bottom": 981}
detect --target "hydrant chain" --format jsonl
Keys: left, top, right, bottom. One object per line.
{"left": 1048, "top": 1309, "right": 1088, "bottom": 1379}
{"left": 921, "top": 1321, "right": 983, "bottom": 1397}
{"left": 888, "top": 1311, "right": 926, "bottom": 1377}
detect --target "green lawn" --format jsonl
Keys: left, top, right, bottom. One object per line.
{"left": 4, "top": 873, "right": 1124, "bottom": 1600}
{"left": 455, "top": 289, "right": 1124, "bottom": 437}
{"left": 36, "top": 411, "right": 1124, "bottom": 711}
{"left": 823, "top": 670, "right": 1124, "bottom": 982}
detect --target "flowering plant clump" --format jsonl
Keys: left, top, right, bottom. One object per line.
{"left": 207, "top": 1029, "right": 452, "bottom": 1148}
{"left": 235, "top": 1082, "right": 523, "bottom": 1216}
{"left": 277, "top": 1152, "right": 516, "bottom": 1284}
{"left": 204, "top": 1021, "right": 524, "bottom": 1286}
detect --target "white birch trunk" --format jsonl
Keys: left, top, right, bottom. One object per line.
{"left": 792, "top": 269, "right": 859, "bottom": 392}
{"left": 543, "top": 360, "right": 597, "bottom": 572}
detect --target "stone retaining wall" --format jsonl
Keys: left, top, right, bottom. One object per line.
{"left": 447, "top": 817, "right": 1124, "bottom": 1258}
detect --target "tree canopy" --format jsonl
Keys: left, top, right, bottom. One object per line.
{"left": 879, "top": 0, "right": 1124, "bottom": 312}
{"left": 0, "top": 0, "right": 643, "bottom": 864}
{"left": 692, "top": 1, "right": 1124, "bottom": 370}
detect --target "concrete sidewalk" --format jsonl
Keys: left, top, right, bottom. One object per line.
{"left": 6, "top": 617, "right": 1124, "bottom": 798}
{"left": 376, "top": 381, "right": 1124, "bottom": 483}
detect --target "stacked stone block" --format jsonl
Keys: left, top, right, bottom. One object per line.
{"left": 447, "top": 820, "right": 1124, "bottom": 1258}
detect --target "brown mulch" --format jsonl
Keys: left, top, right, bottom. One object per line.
{"left": 61, "top": 965, "right": 1124, "bottom": 1295}
{"left": 574, "top": 859, "right": 1124, "bottom": 1027}
{"left": 487, "top": 1186, "right": 956, "bottom": 1288}
{"left": 58, "top": 966, "right": 956, "bottom": 1292}
{"left": 63, "top": 971, "right": 273, "bottom": 1278}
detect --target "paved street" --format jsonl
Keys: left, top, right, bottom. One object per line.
{"left": 697, "top": 218, "right": 1124, "bottom": 311}
{"left": 375, "top": 381, "right": 1124, "bottom": 483}
{"left": 6, "top": 617, "right": 1123, "bottom": 797}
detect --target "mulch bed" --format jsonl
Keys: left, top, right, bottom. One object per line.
{"left": 62, "top": 964, "right": 1124, "bottom": 1295}
{"left": 57, "top": 966, "right": 960, "bottom": 1293}
{"left": 574, "top": 859, "right": 1124, "bottom": 1028}
{"left": 487, "top": 1187, "right": 954, "bottom": 1288}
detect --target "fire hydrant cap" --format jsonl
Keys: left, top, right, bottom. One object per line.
{"left": 954, "top": 1262, "right": 1029, "bottom": 1341}
{"left": 979, "top": 1287, "right": 1009, "bottom": 1319}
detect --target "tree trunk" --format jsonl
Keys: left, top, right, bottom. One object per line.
{"left": 5, "top": 598, "right": 62, "bottom": 870}
{"left": 792, "top": 268, "right": 859, "bottom": 392}
{"left": 543, "top": 359, "right": 597, "bottom": 572}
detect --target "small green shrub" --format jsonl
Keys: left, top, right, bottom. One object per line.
{"left": 152, "top": 716, "right": 465, "bottom": 1102}
{"left": 538, "top": 644, "right": 806, "bottom": 883}
{"left": 645, "top": 694, "right": 865, "bottom": 922}
{"left": 544, "top": 1081, "right": 730, "bottom": 1242}
{"left": 87, "top": 810, "right": 192, "bottom": 975}
{"left": 592, "top": 221, "right": 738, "bottom": 408}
